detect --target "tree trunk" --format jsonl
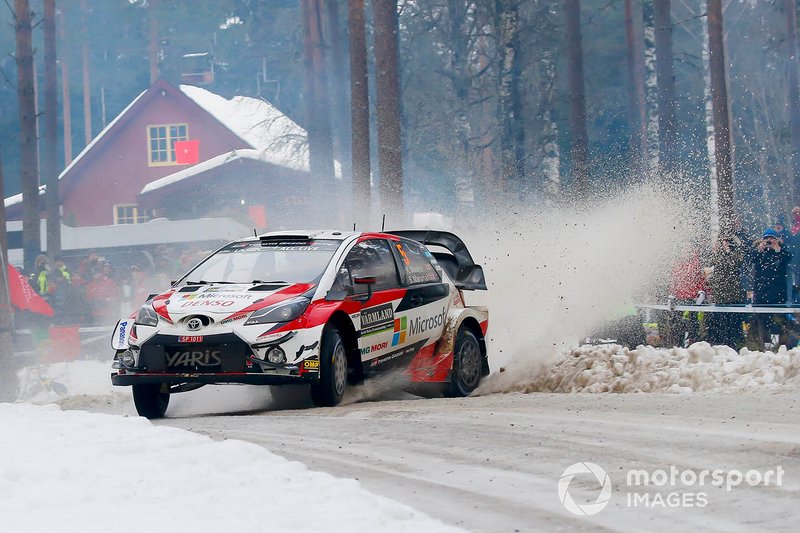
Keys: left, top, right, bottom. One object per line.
{"left": 348, "top": 0, "right": 371, "bottom": 225}
{"left": 496, "top": 0, "right": 524, "bottom": 198}
{"left": 44, "top": 0, "right": 61, "bottom": 259}
{"left": 625, "top": 0, "right": 647, "bottom": 175}
{"left": 302, "top": 0, "right": 336, "bottom": 195}
{"left": 60, "top": 3, "right": 73, "bottom": 166}
{"left": 643, "top": 0, "right": 660, "bottom": 176}
{"left": 149, "top": 0, "right": 160, "bottom": 84}
{"left": 81, "top": 0, "right": 92, "bottom": 145}
{"left": 702, "top": 14, "right": 720, "bottom": 239}
{"left": 373, "top": 0, "right": 404, "bottom": 221}
{"left": 786, "top": 0, "right": 800, "bottom": 204}
{"left": 0, "top": 146, "right": 15, "bottom": 402}
{"left": 563, "top": 0, "right": 589, "bottom": 197}
{"left": 15, "top": 0, "right": 41, "bottom": 272}
{"left": 654, "top": 0, "right": 677, "bottom": 176}
{"left": 323, "top": 0, "right": 352, "bottom": 179}
{"left": 707, "top": 0, "right": 734, "bottom": 239}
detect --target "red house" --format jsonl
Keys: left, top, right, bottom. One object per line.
{"left": 4, "top": 79, "right": 317, "bottom": 228}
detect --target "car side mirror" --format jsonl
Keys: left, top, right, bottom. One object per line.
{"left": 352, "top": 276, "right": 376, "bottom": 302}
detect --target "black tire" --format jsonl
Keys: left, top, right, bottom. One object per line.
{"left": 444, "top": 328, "right": 483, "bottom": 397}
{"left": 132, "top": 383, "right": 170, "bottom": 419}
{"left": 310, "top": 327, "right": 347, "bottom": 407}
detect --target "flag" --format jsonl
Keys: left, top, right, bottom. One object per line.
{"left": 248, "top": 205, "right": 268, "bottom": 229}
{"left": 7, "top": 264, "right": 54, "bottom": 316}
{"left": 175, "top": 139, "right": 200, "bottom": 164}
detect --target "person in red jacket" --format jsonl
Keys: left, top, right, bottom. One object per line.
{"left": 662, "top": 249, "right": 710, "bottom": 347}
{"left": 85, "top": 261, "right": 121, "bottom": 325}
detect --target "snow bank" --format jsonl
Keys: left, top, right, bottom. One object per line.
{"left": 0, "top": 403, "right": 459, "bottom": 533}
{"left": 480, "top": 342, "right": 800, "bottom": 394}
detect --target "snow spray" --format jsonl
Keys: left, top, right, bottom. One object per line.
{"left": 463, "top": 182, "right": 704, "bottom": 394}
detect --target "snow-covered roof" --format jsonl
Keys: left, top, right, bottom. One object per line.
{"left": 4, "top": 89, "right": 148, "bottom": 209}
{"left": 179, "top": 85, "right": 310, "bottom": 172}
{"left": 141, "top": 148, "right": 267, "bottom": 194}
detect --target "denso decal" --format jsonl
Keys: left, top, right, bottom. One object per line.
{"left": 360, "top": 302, "right": 394, "bottom": 336}
{"left": 166, "top": 350, "right": 222, "bottom": 367}
{"left": 409, "top": 308, "right": 447, "bottom": 336}
{"left": 180, "top": 300, "right": 236, "bottom": 308}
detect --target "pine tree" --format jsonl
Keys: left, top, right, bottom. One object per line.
{"left": 564, "top": 0, "right": 589, "bottom": 196}
{"left": 43, "top": 0, "right": 61, "bottom": 258}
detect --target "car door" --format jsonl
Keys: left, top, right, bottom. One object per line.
{"left": 390, "top": 239, "right": 450, "bottom": 349}
{"left": 339, "top": 239, "right": 406, "bottom": 368}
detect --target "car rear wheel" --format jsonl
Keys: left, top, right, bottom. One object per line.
{"left": 444, "top": 328, "right": 483, "bottom": 397}
{"left": 132, "top": 383, "right": 170, "bottom": 419}
{"left": 310, "top": 327, "right": 347, "bottom": 407}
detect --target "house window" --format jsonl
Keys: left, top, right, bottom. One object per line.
{"left": 114, "top": 204, "right": 152, "bottom": 225}
{"left": 147, "top": 123, "right": 188, "bottom": 166}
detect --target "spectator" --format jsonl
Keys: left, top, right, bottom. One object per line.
{"left": 85, "top": 261, "right": 121, "bottom": 324}
{"left": 31, "top": 255, "right": 51, "bottom": 296}
{"left": 662, "top": 248, "right": 709, "bottom": 346}
{"left": 706, "top": 235, "right": 745, "bottom": 346}
{"left": 791, "top": 207, "right": 800, "bottom": 237}
{"left": 53, "top": 257, "right": 71, "bottom": 283}
{"left": 77, "top": 251, "right": 100, "bottom": 282}
{"left": 747, "top": 228, "right": 793, "bottom": 349}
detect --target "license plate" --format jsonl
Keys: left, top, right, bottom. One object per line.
{"left": 178, "top": 336, "right": 203, "bottom": 343}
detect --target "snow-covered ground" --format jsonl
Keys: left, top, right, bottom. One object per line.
{"left": 0, "top": 403, "right": 460, "bottom": 533}
{"left": 10, "top": 339, "right": 800, "bottom": 532}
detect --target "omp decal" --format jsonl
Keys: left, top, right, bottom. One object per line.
{"left": 391, "top": 317, "right": 407, "bottom": 346}
{"left": 303, "top": 359, "right": 320, "bottom": 370}
{"left": 409, "top": 307, "right": 447, "bottom": 336}
{"left": 360, "top": 302, "right": 394, "bottom": 336}
{"left": 369, "top": 339, "right": 426, "bottom": 368}
{"left": 222, "top": 283, "right": 315, "bottom": 323}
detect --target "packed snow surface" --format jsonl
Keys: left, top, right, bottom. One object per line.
{"left": 481, "top": 342, "right": 800, "bottom": 394}
{"left": 0, "top": 403, "right": 459, "bottom": 533}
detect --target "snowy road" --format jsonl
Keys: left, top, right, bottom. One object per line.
{"left": 155, "top": 391, "right": 800, "bottom": 532}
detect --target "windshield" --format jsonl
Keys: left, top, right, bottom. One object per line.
{"left": 178, "top": 239, "right": 341, "bottom": 285}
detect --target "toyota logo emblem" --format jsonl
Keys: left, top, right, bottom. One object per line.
{"left": 187, "top": 318, "right": 203, "bottom": 331}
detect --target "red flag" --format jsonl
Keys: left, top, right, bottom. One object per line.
{"left": 248, "top": 205, "right": 268, "bottom": 229}
{"left": 175, "top": 139, "right": 200, "bottom": 164}
{"left": 7, "top": 264, "right": 54, "bottom": 316}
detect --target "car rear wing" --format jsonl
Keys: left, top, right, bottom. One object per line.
{"left": 387, "top": 230, "right": 487, "bottom": 290}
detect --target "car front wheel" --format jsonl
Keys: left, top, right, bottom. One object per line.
{"left": 444, "top": 328, "right": 483, "bottom": 397}
{"left": 132, "top": 383, "right": 170, "bottom": 419}
{"left": 310, "top": 327, "right": 347, "bottom": 407}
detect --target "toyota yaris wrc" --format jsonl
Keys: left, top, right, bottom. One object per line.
{"left": 111, "top": 230, "right": 489, "bottom": 418}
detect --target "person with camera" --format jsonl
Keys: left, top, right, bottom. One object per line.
{"left": 747, "top": 228, "right": 793, "bottom": 349}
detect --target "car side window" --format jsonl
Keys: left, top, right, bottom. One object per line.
{"left": 341, "top": 239, "right": 401, "bottom": 294}
{"left": 394, "top": 240, "right": 441, "bottom": 286}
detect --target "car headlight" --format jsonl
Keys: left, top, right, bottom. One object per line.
{"left": 244, "top": 297, "right": 310, "bottom": 326}
{"left": 135, "top": 304, "right": 159, "bottom": 327}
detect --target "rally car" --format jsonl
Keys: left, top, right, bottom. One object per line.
{"left": 111, "top": 230, "right": 489, "bottom": 418}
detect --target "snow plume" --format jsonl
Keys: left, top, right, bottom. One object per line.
{"left": 472, "top": 182, "right": 703, "bottom": 394}
{"left": 504, "top": 343, "right": 800, "bottom": 394}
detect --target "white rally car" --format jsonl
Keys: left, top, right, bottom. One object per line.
{"left": 111, "top": 230, "right": 489, "bottom": 418}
